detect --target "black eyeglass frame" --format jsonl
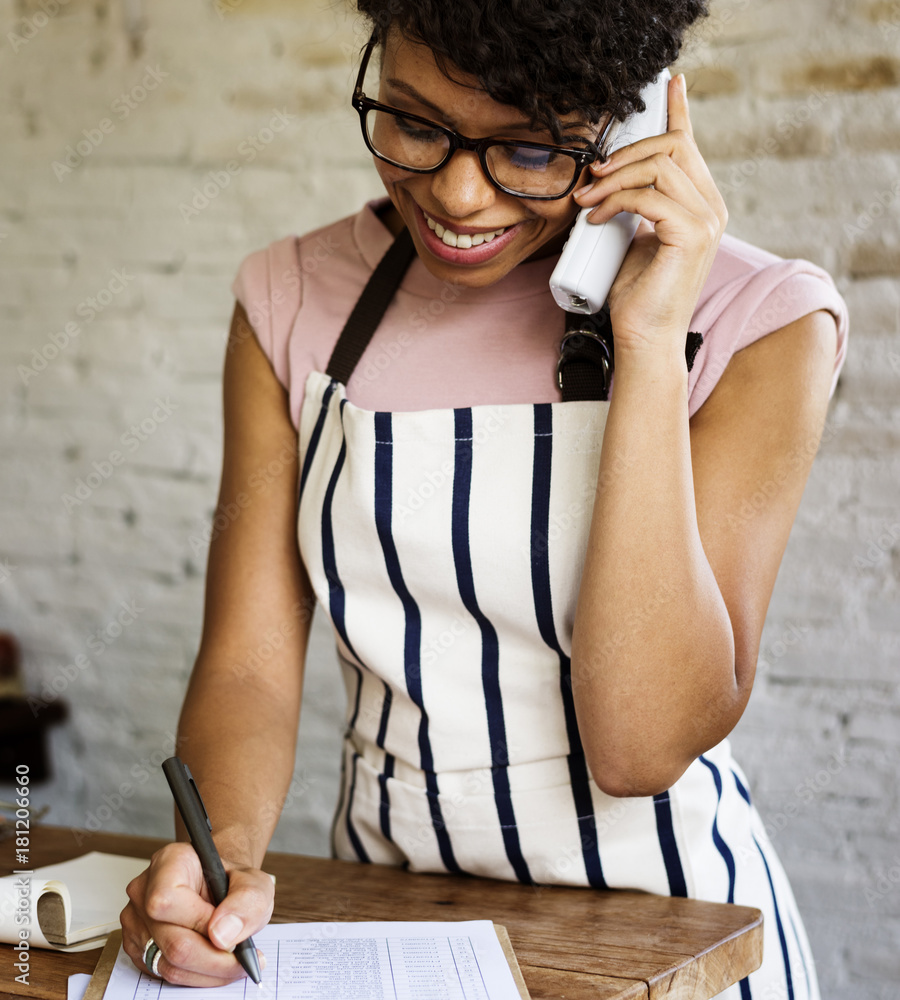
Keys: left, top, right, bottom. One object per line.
{"left": 351, "top": 33, "right": 615, "bottom": 201}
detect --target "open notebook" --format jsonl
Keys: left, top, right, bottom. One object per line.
{"left": 0, "top": 852, "right": 147, "bottom": 952}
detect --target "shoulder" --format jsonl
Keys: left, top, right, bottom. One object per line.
{"left": 687, "top": 232, "right": 849, "bottom": 417}
{"left": 228, "top": 201, "right": 388, "bottom": 380}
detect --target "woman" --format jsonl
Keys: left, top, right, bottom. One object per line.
{"left": 121, "top": 2, "right": 848, "bottom": 997}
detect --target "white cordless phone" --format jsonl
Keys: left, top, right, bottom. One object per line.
{"left": 549, "top": 68, "right": 672, "bottom": 315}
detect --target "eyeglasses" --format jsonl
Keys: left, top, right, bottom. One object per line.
{"left": 351, "top": 33, "right": 614, "bottom": 200}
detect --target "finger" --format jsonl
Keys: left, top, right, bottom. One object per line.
{"left": 149, "top": 924, "right": 266, "bottom": 986}
{"left": 666, "top": 73, "right": 693, "bottom": 139}
{"left": 584, "top": 130, "right": 727, "bottom": 230}
{"left": 207, "top": 867, "right": 275, "bottom": 952}
{"left": 119, "top": 901, "right": 154, "bottom": 976}
{"left": 142, "top": 846, "right": 217, "bottom": 935}
{"left": 579, "top": 186, "right": 715, "bottom": 253}
{"left": 576, "top": 152, "right": 713, "bottom": 223}
{"left": 153, "top": 948, "right": 268, "bottom": 989}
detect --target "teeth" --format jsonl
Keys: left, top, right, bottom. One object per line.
{"left": 424, "top": 213, "right": 506, "bottom": 248}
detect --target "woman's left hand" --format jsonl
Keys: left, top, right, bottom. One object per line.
{"left": 573, "top": 73, "right": 728, "bottom": 364}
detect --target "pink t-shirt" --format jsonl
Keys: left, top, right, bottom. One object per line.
{"left": 231, "top": 197, "right": 849, "bottom": 428}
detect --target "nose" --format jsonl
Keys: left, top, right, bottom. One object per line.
{"left": 429, "top": 148, "right": 497, "bottom": 220}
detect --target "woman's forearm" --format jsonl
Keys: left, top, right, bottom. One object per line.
{"left": 173, "top": 653, "right": 304, "bottom": 868}
{"left": 571, "top": 346, "right": 738, "bottom": 797}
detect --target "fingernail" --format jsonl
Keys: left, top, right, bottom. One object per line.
{"left": 572, "top": 184, "right": 592, "bottom": 199}
{"left": 257, "top": 951, "right": 267, "bottom": 971}
{"left": 678, "top": 73, "right": 688, "bottom": 95}
{"left": 211, "top": 913, "right": 243, "bottom": 951}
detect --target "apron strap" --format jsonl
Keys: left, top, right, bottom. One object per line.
{"left": 326, "top": 227, "right": 417, "bottom": 385}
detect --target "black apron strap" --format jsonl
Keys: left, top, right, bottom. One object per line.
{"left": 325, "top": 227, "right": 417, "bottom": 385}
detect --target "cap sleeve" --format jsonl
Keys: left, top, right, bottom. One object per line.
{"left": 229, "top": 235, "right": 302, "bottom": 391}
{"left": 687, "top": 234, "right": 849, "bottom": 418}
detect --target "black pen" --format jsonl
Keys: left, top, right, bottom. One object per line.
{"left": 162, "top": 756, "right": 263, "bottom": 986}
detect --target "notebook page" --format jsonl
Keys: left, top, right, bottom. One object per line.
{"left": 104, "top": 921, "right": 523, "bottom": 1000}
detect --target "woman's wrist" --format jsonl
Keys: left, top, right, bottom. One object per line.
{"left": 611, "top": 336, "right": 691, "bottom": 389}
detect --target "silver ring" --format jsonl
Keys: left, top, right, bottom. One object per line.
{"left": 142, "top": 938, "right": 162, "bottom": 976}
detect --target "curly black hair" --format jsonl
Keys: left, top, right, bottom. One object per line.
{"left": 355, "top": 0, "right": 708, "bottom": 143}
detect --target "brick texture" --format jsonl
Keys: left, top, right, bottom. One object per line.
{"left": 1, "top": 2, "right": 898, "bottom": 996}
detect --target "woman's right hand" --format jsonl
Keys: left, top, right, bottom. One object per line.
{"left": 120, "top": 842, "right": 274, "bottom": 987}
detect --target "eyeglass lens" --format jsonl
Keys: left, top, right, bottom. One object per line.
{"left": 364, "top": 108, "right": 582, "bottom": 197}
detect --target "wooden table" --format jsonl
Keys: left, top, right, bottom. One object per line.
{"left": 1, "top": 826, "right": 762, "bottom": 1000}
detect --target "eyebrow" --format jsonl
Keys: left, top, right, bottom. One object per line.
{"left": 384, "top": 77, "right": 548, "bottom": 136}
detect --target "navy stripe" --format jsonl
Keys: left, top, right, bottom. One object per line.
{"left": 376, "top": 681, "right": 392, "bottom": 748}
{"left": 375, "top": 681, "right": 395, "bottom": 845}
{"left": 379, "top": 753, "right": 395, "bottom": 842}
{"left": 706, "top": 761, "right": 751, "bottom": 998}
{"left": 345, "top": 752, "right": 370, "bottom": 863}
{"left": 347, "top": 659, "right": 363, "bottom": 731}
{"left": 321, "top": 399, "right": 366, "bottom": 667}
{"left": 299, "top": 377, "right": 338, "bottom": 506}
{"left": 733, "top": 770, "right": 794, "bottom": 1000}
{"left": 733, "top": 769, "right": 752, "bottom": 805}
{"left": 652, "top": 792, "right": 688, "bottom": 897}
{"left": 321, "top": 396, "right": 369, "bottom": 856}
{"left": 451, "top": 408, "right": 532, "bottom": 885}
{"left": 698, "top": 755, "right": 737, "bottom": 903}
{"left": 529, "top": 403, "right": 606, "bottom": 889}
{"left": 373, "top": 410, "right": 463, "bottom": 875}
{"left": 700, "top": 757, "right": 749, "bottom": 996}
{"left": 753, "top": 829, "right": 795, "bottom": 1000}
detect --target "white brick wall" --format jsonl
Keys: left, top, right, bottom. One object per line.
{"left": 1, "top": 1, "right": 898, "bottom": 995}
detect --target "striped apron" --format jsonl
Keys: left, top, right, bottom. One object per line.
{"left": 295, "top": 233, "right": 820, "bottom": 1000}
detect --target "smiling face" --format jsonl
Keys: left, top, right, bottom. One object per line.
{"left": 368, "top": 30, "right": 600, "bottom": 288}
